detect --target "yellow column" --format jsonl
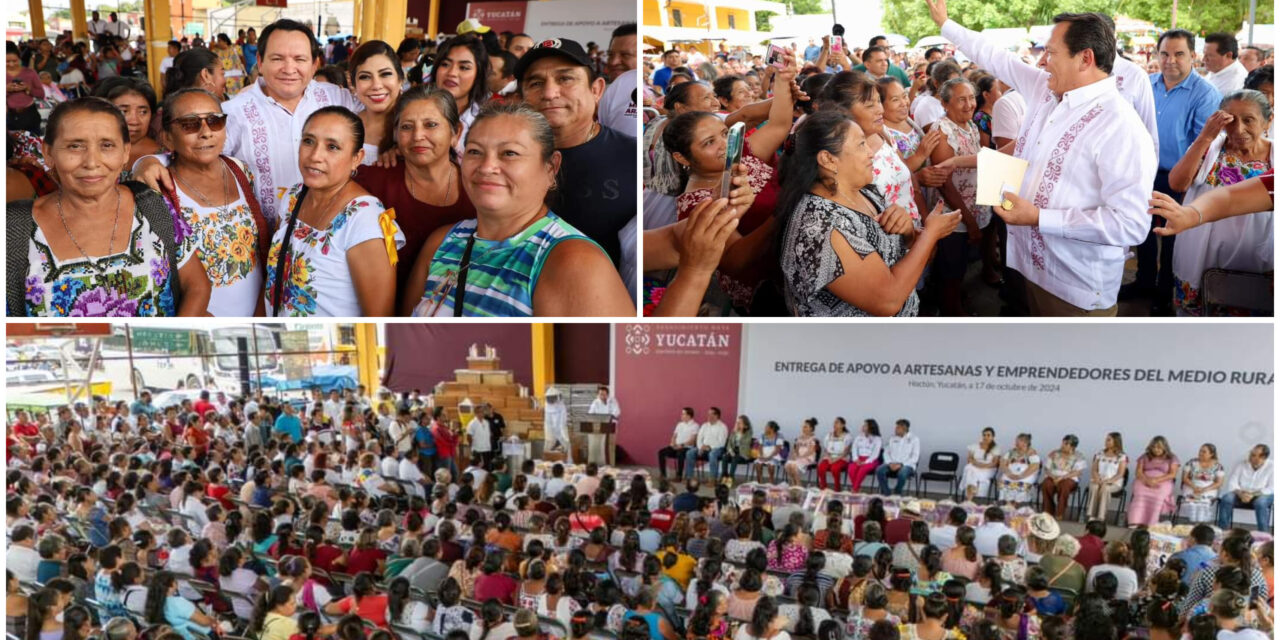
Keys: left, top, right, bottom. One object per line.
{"left": 427, "top": 0, "right": 440, "bottom": 38}
{"left": 143, "top": 0, "right": 172, "bottom": 96}
{"left": 29, "top": 0, "right": 46, "bottom": 39}
{"left": 70, "top": 0, "right": 87, "bottom": 43}
{"left": 531, "top": 323, "right": 555, "bottom": 402}
{"left": 354, "top": 323, "right": 380, "bottom": 394}
{"left": 374, "top": 0, "right": 407, "bottom": 45}
{"left": 360, "top": 0, "right": 378, "bottom": 43}
{"left": 352, "top": 0, "right": 363, "bottom": 44}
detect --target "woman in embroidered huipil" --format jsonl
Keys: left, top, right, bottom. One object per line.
{"left": 8, "top": 97, "right": 210, "bottom": 317}
{"left": 1168, "top": 90, "right": 1273, "bottom": 315}
{"left": 264, "top": 106, "right": 404, "bottom": 317}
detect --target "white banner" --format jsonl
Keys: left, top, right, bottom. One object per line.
{"left": 739, "top": 323, "right": 1274, "bottom": 479}
{"left": 520, "top": 0, "right": 631, "bottom": 46}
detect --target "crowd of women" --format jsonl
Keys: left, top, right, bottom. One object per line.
{"left": 639, "top": 23, "right": 1274, "bottom": 317}
{"left": 7, "top": 16, "right": 637, "bottom": 317}
{"left": 4, "top": 387, "right": 1275, "bottom": 640}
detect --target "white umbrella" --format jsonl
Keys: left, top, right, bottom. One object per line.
{"left": 915, "top": 35, "right": 951, "bottom": 47}
{"left": 883, "top": 34, "right": 910, "bottom": 47}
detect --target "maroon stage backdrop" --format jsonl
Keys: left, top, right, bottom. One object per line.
{"left": 614, "top": 324, "right": 743, "bottom": 466}
{"left": 383, "top": 325, "right": 533, "bottom": 392}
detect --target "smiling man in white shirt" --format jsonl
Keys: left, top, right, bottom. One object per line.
{"left": 876, "top": 419, "right": 921, "bottom": 496}
{"left": 685, "top": 407, "right": 729, "bottom": 482}
{"left": 1217, "top": 444, "right": 1274, "bottom": 530}
{"left": 930, "top": 0, "right": 1156, "bottom": 316}
{"left": 134, "top": 19, "right": 362, "bottom": 224}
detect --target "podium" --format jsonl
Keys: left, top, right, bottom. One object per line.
{"left": 578, "top": 414, "right": 617, "bottom": 465}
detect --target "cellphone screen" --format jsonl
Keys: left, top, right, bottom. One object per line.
{"left": 719, "top": 122, "right": 746, "bottom": 200}
{"left": 831, "top": 36, "right": 843, "bottom": 53}
{"left": 766, "top": 44, "right": 786, "bottom": 69}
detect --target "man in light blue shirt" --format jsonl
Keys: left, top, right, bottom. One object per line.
{"left": 1125, "top": 28, "right": 1221, "bottom": 314}
{"left": 129, "top": 390, "right": 157, "bottom": 419}
{"left": 273, "top": 401, "right": 302, "bottom": 443}
{"left": 803, "top": 38, "right": 821, "bottom": 62}
{"left": 1169, "top": 524, "right": 1217, "bottom": 586}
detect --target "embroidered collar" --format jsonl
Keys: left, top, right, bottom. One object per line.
{"left": 1061, "top": 75, "right": 1116, "bottom": 109}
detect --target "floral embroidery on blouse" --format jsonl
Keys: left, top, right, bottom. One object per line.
{"left": 23, "top": 208, "right": 194, "bottom": 317}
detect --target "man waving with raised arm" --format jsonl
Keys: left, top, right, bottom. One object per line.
{"left": 927, "top": 0, "right": 1156, "bottom": 316}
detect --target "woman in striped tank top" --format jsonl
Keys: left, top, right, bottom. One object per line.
{"left": 404, "top": 102, "right": 634, "bottom": 317}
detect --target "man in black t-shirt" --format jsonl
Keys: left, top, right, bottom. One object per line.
{"left": 513, "top": 38, "right": 636, "bottom": 275}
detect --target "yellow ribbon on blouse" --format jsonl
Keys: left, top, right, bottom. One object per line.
{"left": 379, "top": 208, "right": 399, "bottom": 266}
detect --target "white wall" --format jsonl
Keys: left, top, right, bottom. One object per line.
{"left": 519, "top": 0, "right": 634, "bottom": 46}
{"left": 739, "top": 323, "right": 1274, "bottom": 480}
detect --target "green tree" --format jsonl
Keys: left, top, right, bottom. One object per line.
{"left": 882, "top": 0, "right": 1268, "bottom": 44}
{"left": 1116, "top": 0, "right": 1273, "bottom": 34}
{"left": 756, "top": 10, "right": 778, "bottom": 31}
{"left": 788, "top": 0, "right": 827, "bottom": 15}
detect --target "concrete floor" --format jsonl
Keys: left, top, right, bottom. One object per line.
{"left": 927, "top": 253, "right": 1152, "bottom": 317}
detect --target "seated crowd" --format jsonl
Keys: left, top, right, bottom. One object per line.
{"left": 4, "top": 388, "right": 1276, "bottom": 640}
{"left": 7, "top": 17, "right": 638, "bottom": 317}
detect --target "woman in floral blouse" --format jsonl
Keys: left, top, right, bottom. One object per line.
{"left": 997, "top": 434, "right": 1040, "bottom": 506}
{"left": 157, "top": 87, "right": 269, "bottom": 316}
{"left": 1178, "top": 443, "right": 1226, "bottom": 523}
{"left": 1039, "top": 435, "right": 1086, "bottom": 520}
{"left": 265, "top": 106, "right": 404, "bottom": 316}
{"left": 8, "top": 97, "right": 210, "bottom": 316}
{"left": 766, "top": 524, "right": 808, "bottom": 573}
{"left": 1167, "top": 90, "right": 1273, "bottom": 315}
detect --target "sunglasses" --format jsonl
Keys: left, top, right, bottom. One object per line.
{"left": 170, "top": 113, "right": 228, "bottom": 133}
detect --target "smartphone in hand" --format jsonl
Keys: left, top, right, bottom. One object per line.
{"left": 766, "top": 44, "right": 786, "bottom": 69}
{"left": 719, "top": 122, "right": 746, "bottom": 200}
{"left": 831, "top": 36, "right": 844, "bottom": 53}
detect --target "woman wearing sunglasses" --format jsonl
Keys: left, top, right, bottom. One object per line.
{"left": 6, "top": 97, "right": 211, "bottom": 316}
{"left": 155, "top": 87, "right": 272, "bottom": 317}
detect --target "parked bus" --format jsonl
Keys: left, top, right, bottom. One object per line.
{"left": 98, "top": 325, "right": 283, "bottom": 393}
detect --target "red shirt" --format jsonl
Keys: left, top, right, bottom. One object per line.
{"left": 353, "top": 163, "right": 476, "bottom": 300}
{"left": 13, "top": 423, "right": 39, "bottom": 456}
{"left": 473, "top": 573, "right": 518, "bottom": 604}
{"left": 884, "top": 517, "right": 914, "bottom": 546}
{"left": 569, "top": 512, "right": 605, "bottom": 532}
{"left": 332, "top": 593, "right": 389, "bottom": 627}
{"left": 185, "top": 425, "right": 210, "bottom": 451}
{"left": 650, "top": 509, "right": 675, "bottom": 532}
{"left": 1074, "top": 534, "right": 1105, "bottom": 571}
{"left": 433, "top": 422, "right": 457, "bottom": 458}
{"left": 310, "top": 544, "right": 345, "bottom": 574}
{"left": 193, "top": 400, "right": 217, "bottom": 418}
{"left": 345, "top": 547, "right": 387, "bottom": 575}
{"left": 207, "top": 484, "right": 232, "bottom": 510}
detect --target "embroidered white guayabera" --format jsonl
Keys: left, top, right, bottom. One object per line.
{"left": 943, "top": 20, "right": 1158, "bottom": 310}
